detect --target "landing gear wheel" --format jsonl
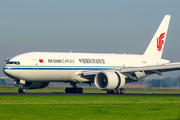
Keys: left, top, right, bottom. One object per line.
{"left": 65, "top": 83, "right": 84, "bottom": 94}
{"left": 106, "top": 89, "right": 125, "bottom": 94}
{"left": 120, "top": 88, "right": 125, "bottom": 94}
{"left": 107, "top": 90, "right": 115, "bottom": 94}
{"left": 117, "top": 89, "right": 121, "bottom": 94}
{"left": 74, "top": 88, "right": 79, "bottom": 93}
{"left": 22, "top": 88, "right": 26, "bottom": 93}
{"left": 65, "top": 87, "right": 70, "bottom": 93}
{"left": 112, "top": 89, "right": 117, "bottom": 94}
{"left": 79, "top": 88, "right": 83, "bottom": 94}
{"left": 72, "top": 88, "right": 76, "bottom": 93}
{"left": 18, "top": 88, "right": 22, "bottom": 93}
{"left": 70, "top": 88, "right": 73, "bottom": 93}
{"left": 65, "top": 87, "right": 83, "bottom": 94}
{"left": 107, "top": 90, "right": 111, "bottom": 94}
{"left": 18, "top": 88, "right": 26, "bottom": 93}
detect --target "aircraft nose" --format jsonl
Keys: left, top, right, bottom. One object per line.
{"left": 3, "top": 64, "right": 20, "bottom": 79}
{"left": 3, "top": 65, "right": 12, "bottom": 78}
{"left": 3, "top": 65, "right": 9, "bottom": 75}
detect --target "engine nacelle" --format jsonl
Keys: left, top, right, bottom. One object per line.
{"left": 24, "top": 82, "right": 49, "bottom": 89}
{"left": 94, "top": 71, "right": 125, "bottom": 90}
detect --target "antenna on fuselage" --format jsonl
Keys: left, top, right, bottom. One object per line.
{"left": 33, "top": 44, "right": 35, "bottom": 52}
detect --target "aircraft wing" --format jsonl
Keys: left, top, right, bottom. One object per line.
{"left": 120, "top": 62, "right": 180, "bottom": 74}
{"left": 81, "top": 62, "right": 180, "bottom": 81}
{"left": 119, "top": 62, "right": 180, "bottom": 80}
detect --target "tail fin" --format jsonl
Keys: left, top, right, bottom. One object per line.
{"left": 143, "top": 15, "right": 171, "bottom": 58}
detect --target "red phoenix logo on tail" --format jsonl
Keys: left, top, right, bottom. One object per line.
{"left": 157, "top": 32, "right": 165, "bottom": 52}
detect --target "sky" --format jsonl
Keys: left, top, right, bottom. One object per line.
{"left": 0, "top": 0, "right": 180, "bottom": 78}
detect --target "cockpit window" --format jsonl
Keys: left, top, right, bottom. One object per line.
{"left": 7, "top": 61, "right": 20, "bottom": 65}
{"left": 8, "top": 62, "right": 13, "bottom": 64}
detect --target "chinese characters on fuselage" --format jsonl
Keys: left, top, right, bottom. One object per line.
{"left": 79, "top": 58, "right": 105, "bottom": 64}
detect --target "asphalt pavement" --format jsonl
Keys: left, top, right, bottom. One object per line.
{"left": 0, "top": 93, "right": 180, "bottom": 96}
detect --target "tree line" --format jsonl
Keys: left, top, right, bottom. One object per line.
{"left": 145, "top": 76, "right": 180, "bottom": 88}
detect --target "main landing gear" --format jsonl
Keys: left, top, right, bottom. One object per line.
{"left": 65, "top": 83, "right": 83, "bottom": 94}
{"left": 107, "top": 88, "right": 125, "bottom": 94}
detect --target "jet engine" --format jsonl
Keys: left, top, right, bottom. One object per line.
{"left": 24, "top": 82, "right": 49, "bottom": 89}
{"left": 94, "top": 71, "right": 125, "bottom": 90}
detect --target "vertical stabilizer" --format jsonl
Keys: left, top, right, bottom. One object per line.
{"left": 143, "top": 15, "right": 171, "bottom": 58}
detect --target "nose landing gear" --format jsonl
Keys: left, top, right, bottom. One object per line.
{"left": 18, "top": 87, "right": 26, "bottom": 93}
{"left": 18, "top": 81, "right": 26, "bottom": 93}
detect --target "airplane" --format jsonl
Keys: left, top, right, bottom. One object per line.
{"left": 3, "top": 15, "right": 180, "bottom": 94}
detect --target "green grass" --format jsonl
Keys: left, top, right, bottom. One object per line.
{"left": 1, "top": 88, "right": 180, "bottom": 119}
{"left": 0, "top": 96, "right": 180, "bottom": 120}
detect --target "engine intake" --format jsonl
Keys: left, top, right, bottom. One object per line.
{"left": 94, "top": 71, "right": 125, "bottom": 90}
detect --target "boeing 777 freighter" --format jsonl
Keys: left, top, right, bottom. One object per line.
{"left": 3, "top": 15, "right": 180, "bottom": 94}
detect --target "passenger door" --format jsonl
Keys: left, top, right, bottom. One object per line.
{"left": 32, "top": 59, "right": 38, "bottom": 70}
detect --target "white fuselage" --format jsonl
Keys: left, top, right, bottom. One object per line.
{"left": 3, "top": 52, "right": 170, "bottom": 83}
